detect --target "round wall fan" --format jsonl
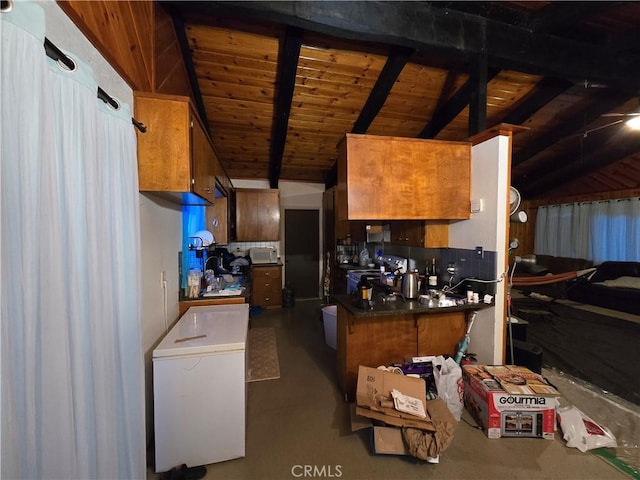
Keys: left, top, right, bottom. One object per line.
{"left": 509, "top": 186, "right": 521, "bottom": 216}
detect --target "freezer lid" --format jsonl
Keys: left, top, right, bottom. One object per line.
{"left": 153, "top": 304, "right": 249, "bottom": 358}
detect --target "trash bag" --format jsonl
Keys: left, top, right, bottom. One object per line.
{"left": 432, "top": 356, "right": 464, "bottom": 421}
{"left": 557, "top": 405, "right": 617, "bottom": 452}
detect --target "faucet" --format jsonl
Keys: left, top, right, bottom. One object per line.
{"left": 204, "top": 256, "right": 219, "bottom": 272}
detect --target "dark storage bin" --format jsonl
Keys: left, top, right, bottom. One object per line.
{"left": 506, "top": 339, "right": 543, "bottom": 374}
{"left": 282, "top": 285, "right": 295, "bottom": 308}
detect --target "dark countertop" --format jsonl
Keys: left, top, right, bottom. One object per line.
{"left": 334, "top": 293, "right": 492, "bottom": 317}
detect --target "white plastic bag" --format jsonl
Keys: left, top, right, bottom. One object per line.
{"left": 557, "top": 405, "right": 617, "bottom": 452}
{"left": 432, "top": 356, "right": 463, "bottom": 421}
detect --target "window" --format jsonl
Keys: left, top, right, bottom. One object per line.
{"left": 535, "top": 198, "right": 640, "bottom": 263}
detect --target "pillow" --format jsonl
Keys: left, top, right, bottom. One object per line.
{"left": 594, "top": 276, "right": 640, "bottom": 290}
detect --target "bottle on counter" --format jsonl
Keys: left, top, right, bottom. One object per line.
{"left": 421, "top": 261, "right": 430, "bottom": 294}
{"left": 428, "top": 258, "right": 438, "bottom": 289}
{"left": 357, "top": 275, "right": 373, "bottom": 310}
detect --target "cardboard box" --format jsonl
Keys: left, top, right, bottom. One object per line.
{"left": 352, "top": 366, "right": 457, "bottom": 458}
{"left": 462, "top": 365, "right": 560, "bottom": 439}
{"left": 355, "top": 365, "right": 435, "bottom": 430}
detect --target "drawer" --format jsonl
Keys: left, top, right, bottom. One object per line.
{"left": 251, "top": 290, "right": 282, "bottom": 306}
{"left": 252, "top": 266, "right": 282, "bottom": 280}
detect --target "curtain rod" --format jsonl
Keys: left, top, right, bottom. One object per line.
{"left": 43, "top": 37, "right": 146, "bottom": 133}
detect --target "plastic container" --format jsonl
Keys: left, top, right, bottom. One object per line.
{"left": 321, "top": 305, "right": 337, "bottom": 349}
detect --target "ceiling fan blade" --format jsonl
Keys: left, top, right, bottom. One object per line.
{"left": 567, "top": 119, "right": 624, "bottom": 139}
{"left": 602, "top": 112, "right": 640, "bottom": 117}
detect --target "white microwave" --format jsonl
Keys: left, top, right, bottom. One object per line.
{"left": 249, "top": 247, "right": 278, "bottom": 264}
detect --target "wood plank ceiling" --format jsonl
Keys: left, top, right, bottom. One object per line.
{"left": 162, "top": 1, "right": 640, "bottom": 200}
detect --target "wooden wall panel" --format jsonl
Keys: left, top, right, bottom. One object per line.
{"left": 57, "top": 0, "right": 153, "bottom": 91}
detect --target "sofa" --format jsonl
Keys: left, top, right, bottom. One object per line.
{"left": 567, "top": 261, "right": 640, "bottom": 315}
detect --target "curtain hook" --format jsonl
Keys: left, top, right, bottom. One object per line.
{"left": 44, "top": 38, "right": 77, "bottom": 72}
{"left": 1, "top": 0, "right": 13, "bottom": 13}
{"left": 55, "top": 54, "right": 77, "bottom": 73}
{"left": 97, "top": 86, "right": 120, "bottom": 111}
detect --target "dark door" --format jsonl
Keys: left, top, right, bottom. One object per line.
{"left": 284, "top": 209, "right": 320, "bottom": 298}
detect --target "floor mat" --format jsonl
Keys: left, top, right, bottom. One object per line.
{"left": 247, "top": 327, "right": 280, "bottom": 382}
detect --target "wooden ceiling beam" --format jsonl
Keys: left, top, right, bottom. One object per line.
{"left": 168, "top": 8, "right": 210, "bottom": 130}
{"left": 168, "top": 1, "right": 640, "bottom": 90}
{"left": 269, "top": 26, "right": 303, "bottom": 188}
{"left": 468, "top": 23, "right": 488, "bottom": 136}
{"left": 418, "top": 69, "right": 499, "bottom": 139}
{"left": 501, "top": 77, "right": 574, "bottom": 126}
{"left": 528, "top": 2, "right": 627, "bottom": 33}
{"left": 512, "top": 89, "right": 631, "bottom": 167}
{"left": 519, "top": 135, "right": 640, "bottom": 197}
{"left": 351, "top": 46, "right": 414, "bottom": 134}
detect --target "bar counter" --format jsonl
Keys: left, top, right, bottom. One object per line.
{"left": 334, "top": 293, "right": 491, "bottom": 317}
{"left": 334, "top": 293, "right": 492, "bottom": 401}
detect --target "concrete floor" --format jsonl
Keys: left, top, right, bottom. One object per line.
{"left": 151, "top": 299, "right": 632, "bottom": 480}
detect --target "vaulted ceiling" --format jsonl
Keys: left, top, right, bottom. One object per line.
{"left": 162, "top": 1, "right": 640, "bottom": 200}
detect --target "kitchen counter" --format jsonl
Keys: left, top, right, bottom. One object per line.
{"left": 179, "top": 274, "right": 250, "bottom": 317}
{"left": 335, "top": 293, "right": 492, "bottom": 400}
{"left": 334, "top": 293, "right": 492, "bottom": 317}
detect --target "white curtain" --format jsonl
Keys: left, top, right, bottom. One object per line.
{"left": 2, "top": 3, "right": 145, "bottom": 479}
{"left": 535, "top": 198, "right": 640, "bottom": 263}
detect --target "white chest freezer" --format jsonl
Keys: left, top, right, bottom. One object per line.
{"left": 153, "top": 303, "right": 249, "bottom": 473}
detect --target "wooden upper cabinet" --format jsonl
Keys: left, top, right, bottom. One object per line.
{"left": 235, "top": 189, "right": 280, "bottom": 241}
{"left": 337, "top": 134, "right": 471, "bottom": 220}
{"left": 190, "top": 112, "right": 216, "bottom": 202}
{"left": 205, "top": 196, "right": 229, "bottom": 245}
{"left": 213, "top": 155, "right": 233, "bottom": 197}
{"left": 134, "top": 92, "right": 215, "bottom": 204}
{"left": 390, "top": 220, "right": 449, "bottom": 248}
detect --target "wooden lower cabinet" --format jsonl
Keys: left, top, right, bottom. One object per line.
{"left": 251, "top": 264, "right": 282, "bottom": 307}
{"left": 337, "top": 305, "right": 467, "bottom": 400}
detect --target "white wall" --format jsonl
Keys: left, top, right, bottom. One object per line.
{"left": 139, "top": 195, "right": 182, "bottom": 442}
{"left": 449, "top": 135, "right": 511, "bottom": 364}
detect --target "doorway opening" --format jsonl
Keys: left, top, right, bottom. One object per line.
{"left": 284, "top": 209, "right": 320, "bottom": 299}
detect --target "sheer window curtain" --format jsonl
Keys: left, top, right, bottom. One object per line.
{"left": 535, "top": 198, "right": 640, "bottom": 263}
{"left": 1, "top": 3, "right": 145, "bottom": 479}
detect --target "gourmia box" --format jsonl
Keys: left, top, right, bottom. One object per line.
{"left": 462, "top": 365, "right": 560, "bottom": 439}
